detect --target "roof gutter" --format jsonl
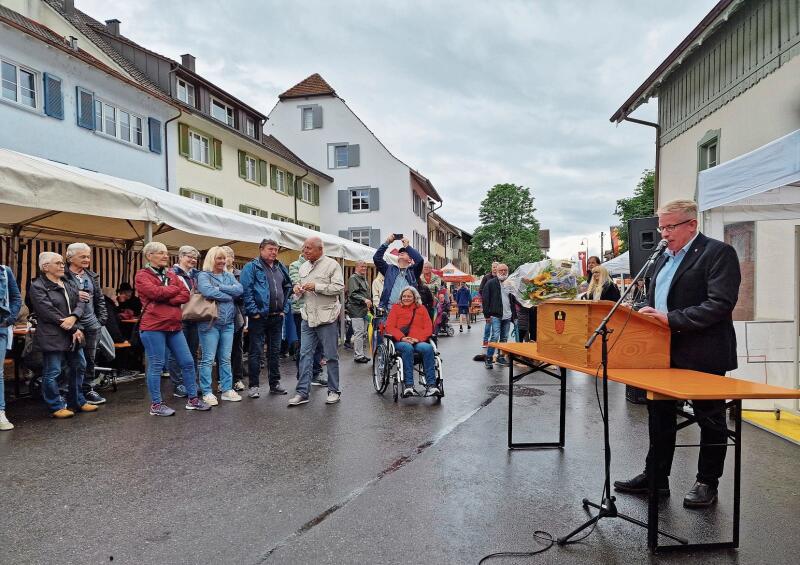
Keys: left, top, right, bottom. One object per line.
{"left": 622, "top": 116, "right": 661, "bottom": 212}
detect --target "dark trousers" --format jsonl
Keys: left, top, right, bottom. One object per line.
{"left": 293, "top": 312, "right": 322, "bottom": 379}
{"left": 231, "top": 326, "right": 244, "bottom": 380}
{"left": 81, "top": 327, "right": 100, "bottom": 393}
{"left": 645, "top": 395, "right": 728, "bottom": 488}
{"left": 248, "top": 315, "right": 283, "bottom": 388}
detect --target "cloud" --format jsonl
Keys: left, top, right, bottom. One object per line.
{"left": 77, "top": 0, "right": 718, "bottom": 260}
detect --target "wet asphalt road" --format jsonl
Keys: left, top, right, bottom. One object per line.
{"left": 1, "top": 322, "right": 799, "bottom": 564}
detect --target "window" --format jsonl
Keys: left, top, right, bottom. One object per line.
{"left": 328, "top": 143, "right": 359, "bottom": 168}
{"left": 271, "top": 213, "right": 294, "bottom": 223}
{"left": 245, "top": 155, "right": 257, "bottom": 182}
{"left": 335, "top": 145, "right": 348, "bottom": 168}
{"left": 300, "top": 222, "right": 320, "bottom": 231}
{"left": 413, "top": 192, "right": 427, "bottom": 219}
{"left": 301, "top": 180, "right": 314, "bottom": 203}
{"left": 240, "top": 204, "right": 266, "bottom": 217}
{"left": 189, "top": 130, "right": 211, "bottom": 165}
{"left": 1, "top": 59, "right": 37, "bottom": 109}
{"left": 351, "top": 229, "right": 370, "bottom": 246}
{"left": 119, "top": 111, "right": 131, "bottom": 142}
{"left": 177, "top": 78, "right": 195, "bottom": 106}
{"left": 413, "top": 231, "right": 428, "bottom": 256}
{"left": 192, "top": 192, "right": 212, "bottom": 204}
{"left": 211, "top": 98, "right": 234, "bottom": 126}
{"left": 302, "top": 107, "right": 314, "bottom": 130}
{"left": 134, "top": 116, "right": 143, "bottom": 146}
{"left": 350, "top": 188, "right": 370, "bottom": 211}
{"left": 181, "top": 188, "right": 222, "bottom": 206}
{"left": 698, "top": 129, "right": 720, "bottom": 171}
{"left": 246, "top": 116, "right": 256, "bottom": 138}
{"left": 275, "top": 169, "right": 286, "bottom": 193}
{"left": 93, "top": 98, "right": 145, "bottom": 147}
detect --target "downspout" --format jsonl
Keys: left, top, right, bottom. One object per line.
{"left": 622, "top": 116, "right": 661, "bottom": 213}
{"left": 163, "top": 63, "right": 183, "bottom": 192}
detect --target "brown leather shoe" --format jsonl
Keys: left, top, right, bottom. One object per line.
{"left": 79, "top": 404, "right": 98, "bottom": 412}
{"left": 52, "top": 408, "right": 75, "bottom": 419}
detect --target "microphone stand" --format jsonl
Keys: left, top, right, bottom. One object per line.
{"left": 557, "top": 240, "right": 685, "bottom": 546}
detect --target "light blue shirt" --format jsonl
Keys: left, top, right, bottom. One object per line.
{"left": 654, "top": 234, "right": 698, "bottom": 313}
{"left": 388, "top": 268, "right": 411, "bottom": 306}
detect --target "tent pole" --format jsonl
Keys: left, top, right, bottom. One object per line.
{"left": 339, "top": 256, "right": 346, "bottom": 345}
{"left": 144, "top": 222, "right": 153, "bottom": 244}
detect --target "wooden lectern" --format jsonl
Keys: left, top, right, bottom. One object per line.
{"left": 536, "top": 300, "right": 670, "bottom": 370}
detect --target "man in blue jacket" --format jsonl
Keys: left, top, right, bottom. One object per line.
{"left": 454, "top": 282, "right": 472, "bottom": 332}
{"left": 373, "top": 234, "right": 424, "bottom": 311}
{"left": 240, "top": 239, "right": 293, "bottom": 398}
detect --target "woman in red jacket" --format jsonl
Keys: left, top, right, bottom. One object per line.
{"left": 135, "top": 242, "right": 210, "bottom": 416}
{"left": 385, "top": 287, "right": 439, "bottom": 397}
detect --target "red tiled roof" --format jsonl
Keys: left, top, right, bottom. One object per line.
{"left": 410, "top": 169, "right": 443, "bottom": 203}
{"left": 278, "top": 73, "right": 336, "bottom": 100}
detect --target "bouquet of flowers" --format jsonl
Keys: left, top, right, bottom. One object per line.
{"left": 505, "top": 259, "right": 583, "bottom": 308}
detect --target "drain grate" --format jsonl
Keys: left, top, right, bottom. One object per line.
{"left": 488, "top": 384, "right": 545, "bottom": 397}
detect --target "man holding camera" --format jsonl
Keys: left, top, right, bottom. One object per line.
{"left": 373, "top": 234, "right": 424, "bottom": 312}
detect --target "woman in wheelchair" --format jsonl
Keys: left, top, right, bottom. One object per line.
{"left": 385, "top": 287, "right": 439, "bottom": 397}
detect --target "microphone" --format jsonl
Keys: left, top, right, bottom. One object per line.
{"left": 647, "top": 239, "right": 668, "bottom": 263}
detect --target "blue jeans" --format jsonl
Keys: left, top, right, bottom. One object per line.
{"left": 140, "top": 330, "right": 197, "bottom": 405}
{"left": 293, "top": 313, "right": 322, "bottom": 379}
{"left": 42, "top": 349, "right": 86, "bottom": 412}
{"left": 168, "top": 320, "right": 199, "bottom": 390}
{"left": 0, "top": 331, "right": 7, "bottom": 411}
{"left": 198, "top": 322, "right": 234, "bottom": 395}
{"left": 248, "top": 315, "right": 283, "bottom": 388}
{"left": 394, "top": 340, "right": 436, "bottom": 386}
{"left": 296, "top": 321, "right": 339, "bottom": 399}
{"left": 483, "top": 316, "right": 492, "bottom": 342}
{"left": 486, "top": 318, "right": 511, "bottom": 359}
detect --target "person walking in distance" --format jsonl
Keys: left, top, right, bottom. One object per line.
{"left": 454, "top": 281, "right": 472, "bottom": 332}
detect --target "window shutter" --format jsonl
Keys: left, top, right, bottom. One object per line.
{"left": 370, "top": 187, "right": 379, "bottom": 211}
{"left": 270, "top": 165, "right": 278, "bottom": 191}
{"left": 214, "top": 197, "right": 223, "bottom": 207}
{"left": 259, "top": 210, "right": 269, "bottom": 218}
{"left": 213, "top": 138, "right": 223, "bottom": 169}
{"left": 339, "top": 230, "right": 349, "bottom": 239}
{"left": 347, "top": 144, "right": 360, "bottom": 167}
{"left": 43, "top": 73, "right": 64, "bottom": 119}
{"left": 287, "top": 172, "right": 295, "bottom": 196}
{"left": 148, "top": 117, "right": 162, "bottom": 154}
{"left": 180, "top": 188, "right": 190, "bottom": 197}
{"left": 338, "top": 189, "right": 349, "bottom": 212}
{"left": 271, "top": 213, "right": 279, "bottom": 220}
{"left": 76, "top": 87, "right": 94, "bottom": 129}
{"left": 312, "top": 105, "right": 323, "bottom": 128}
{"left": 258, "top": 160, "right": 268, "bottom": 186}
{"left": 239, "top": 204, "right": 247, "bottom": 213}
{"left": 370, "top": 229, "right": 381, "bottom": 248}
{"left": 238, "top": 150, "right": 246, "bottom": 178}
{"left": 327, "top": 145, "right": 335, "bottom": 168}
{"left": 312, "top": 183, "right": 320, "bottom": 206}
{"left": 178, "top": 123, "right": 189, "bottom": 157}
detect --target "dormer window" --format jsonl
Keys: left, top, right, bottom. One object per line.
{"left": 177, "top": 78, "right": 195, "bottom": 106}
{"left": 211, "top": 97, "right": 234, "bottom": 127}
{"left": 246, "top": 116, "right": 256, "bottom": 138}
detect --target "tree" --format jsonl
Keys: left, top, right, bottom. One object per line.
{"left": 469, "top": 183, "right": 543, "bottom": 274}
{"left": 614, "top": 169, "right": 655, "bottom": 253}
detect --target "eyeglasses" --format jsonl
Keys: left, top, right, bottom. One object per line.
{"left": 46, "top": 261, "right": 65, "bottom": 267}
{"left": 656, "top": 218, "right": 694, "bottom": 233}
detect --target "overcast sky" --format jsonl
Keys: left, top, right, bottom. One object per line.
{"left": 79, "top": 0, "right": 717, "bottom": 259}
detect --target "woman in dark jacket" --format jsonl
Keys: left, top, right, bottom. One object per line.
{"left": 28, "top": 252, "right": 97, "bottom": 418}
{"left": 135, "top": 242, "right": 210, "bottom": 416}
{"left": 583, "top": 265, "right": 621, "bottom": 302}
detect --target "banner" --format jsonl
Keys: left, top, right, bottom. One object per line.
{"left": 610, "top": 226, "right": 621, "bottom": 256}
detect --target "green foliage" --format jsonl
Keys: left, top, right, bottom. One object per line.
{"left": 614, "top": 169, "right": 655, "bottom": 252}
{"left": 469, "top": 183, "right": 543, "bottom": 274}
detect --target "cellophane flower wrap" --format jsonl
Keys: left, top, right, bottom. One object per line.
{"left": 505, "top": 259, "right": 582, "bottom": 308}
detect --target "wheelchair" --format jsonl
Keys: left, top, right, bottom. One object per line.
{"left": 372, "top": 335, "right": 444, "bottom": 402}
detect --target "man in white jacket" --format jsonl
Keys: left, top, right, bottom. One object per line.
{"left": 288, "top": 237, "right": 345, "bottom": 406}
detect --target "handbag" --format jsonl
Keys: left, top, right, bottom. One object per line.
{"left": 398, "top": 306, "right": 418, "bottom": 337}
{"left": 181, "top": 289, "right": 218, "bottom": 323}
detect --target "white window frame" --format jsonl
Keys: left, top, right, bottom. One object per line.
{"left": 188, "top": 129, "right": 211, "bottom": 165}
{"left": 246, "top": 116, "right": 256, "bottom": 138}
{"left": 351, "top": 228, "right": 370, "bottom": 246}
{"left": 242, "top": 205, "right": 263, "bottom": 216}
{"left": 350, "top": 188, "right": 370, "bottom": 212}
{"left": 275, "top": 169, "right": 287, "bottom": 194}
{"left": 301, "top": 180, "right": 314, "bottom": 203}
{"left": 244, "top": 154, "right": 258, "bottom": 182}
{"left": 211, "top": 97, "right": 235, "bottom": 127}
{"left": 302, "top": 107, "right": 314, "bottom": 130}
{"left": 177, "top": 78, "right": 195, "bottom": 106}
{"left": 94, "top": 97, "right": 145, "bottom": 147}
{"left": 1, "top": 58, "right": 38, "bottom": 110}
{"left": 334, "top": 145, "right": 348, "bottom": 168}
{"left": 190, "top": 192, "right": 213, "bottom": 204}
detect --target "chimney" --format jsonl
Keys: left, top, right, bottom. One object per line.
{"left": 69, "top": 36, "right": 79, "bottom": 51}
{"left": 63, "top": 0, "right": 74, "bottom": 15}
{"left": 105, "top": 19, "right": 121, "bottom": 36}
{"left": 181, "top": 54, "right": 196, "bottom": 73}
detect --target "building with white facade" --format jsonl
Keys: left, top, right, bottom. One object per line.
{"left": 0, "top": 3, "right": 176, "bottom": 189}
{"left": 267, "top": 74, "right": 442, "bottom": 255}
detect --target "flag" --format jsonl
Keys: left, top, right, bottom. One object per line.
{"left": 610, "top": 226, "right": 621, "bottom": 256}
{"left": 578, "top": 251, "right": 587, "bottom": 276}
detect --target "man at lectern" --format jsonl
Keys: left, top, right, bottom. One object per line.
{"left": 614, "top": 199, "right": 740, "bottom": 509}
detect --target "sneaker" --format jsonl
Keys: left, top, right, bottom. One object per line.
{"left": 459, "top": 326, "right": 463, "bottom": 333}
{"left": 52, "top": 408, "right": 75, "bottom": 419}
{"left": 270, "top": 385, "right": 288, "bottom": 395}
{"left": 202, "top": 393, "right": 219, "bottom": 406}
{"left": 85, "top": 390, "right": 106, "bottom": 405}
{"left": 354, "top": 356, "right": 369, "bottom": 363}
{"left": 79, "top": 403, "right": 98, "bottom": 412}
{"left": 233, "top": 380, "right": 246, "bottom": 392}
{"left": 311, "top": 377, "right": 328, "bottom": 387}
{"left": 402, "top": 387, "right": 415, "bottom": 397}
{"left": 248, "top": 386, "right": 260, "bottom": 399}
{"left": 0, "top": 411, "right": 14, "bottom": 431}
{"left": 288, "top": 394, "right": 309, "bottom": 407}
{"left": 149, "top": 403, "right": 175, "bottom": 417}
{"left": 482, "top": 340, "right": 488, "bottom": 348}
{"left": 173, "top": 384, "right": 188, "bottom": 398}
{"left": 485, "top": 359, "right": 494, "bottom": 369}
{"left": 468, "top": 325, "right": 471, "bottom": 330}
{"left": 326, "top": 391, "right": 341, "bottom": 404}
{"left": 220, "top": 390, "right": 242, "bottom": 402}
{"left": 186, "top": 397, "right": 211, "bottom": 411}
{"left": 496, "top": 355, "right": 509, "bottom": 366}
{"left": 426, "top": 386, "right": 441, "bottom": 397}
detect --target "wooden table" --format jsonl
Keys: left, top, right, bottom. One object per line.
{"left": 492, "top": 341, "right": 800, "bottom": 554}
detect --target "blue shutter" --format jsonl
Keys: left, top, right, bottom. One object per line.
{"left": 75, "top": 86, "right": 94, "bottom": 129}
{"left": 43, "top": 73, "right": 64, "bottom": 119}
{"left": 148, "top": 117, "right": 162, "bottom": 154}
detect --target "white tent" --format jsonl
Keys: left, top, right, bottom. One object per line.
{"left": 601, "top": 251, "right": 629, "bottom": 275}
{"left": 698, "top": 128, "right": 800, "bottom": 413}
{"left": 0, "top": 149, "right": 374, "bottom": 262}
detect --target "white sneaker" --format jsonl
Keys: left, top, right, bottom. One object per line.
{"left": 220, "top": 390, "right": 242, "bottom": 402}
{"left": 326, "top": 391, "right": 341, "bottom": 404}
{"left": 202, "top": 393, "right": 219, "bottom": 406}
{"left": 426, "top": 387, "right": 440, "bottom": 397}
{"left": 0, "top": 411, "right": 14, "bottom": 431}
{"left": 233, "top": 380, "right": 246, "bottom": 392}
{"left": 288, "top": 394, "right": 309, "bottom": 407}
{"left": 402, "top": 387, "right": 415, "bottom": 397}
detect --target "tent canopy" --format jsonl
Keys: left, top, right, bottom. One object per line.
{"left": 0, "top": 149, "right": 374, "bottom": 262}
{"left": 601, "top": 251, "right": 629, "bottom": 276}
{"left": 440, "top": 262, "right": 475, "bottom": 282}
